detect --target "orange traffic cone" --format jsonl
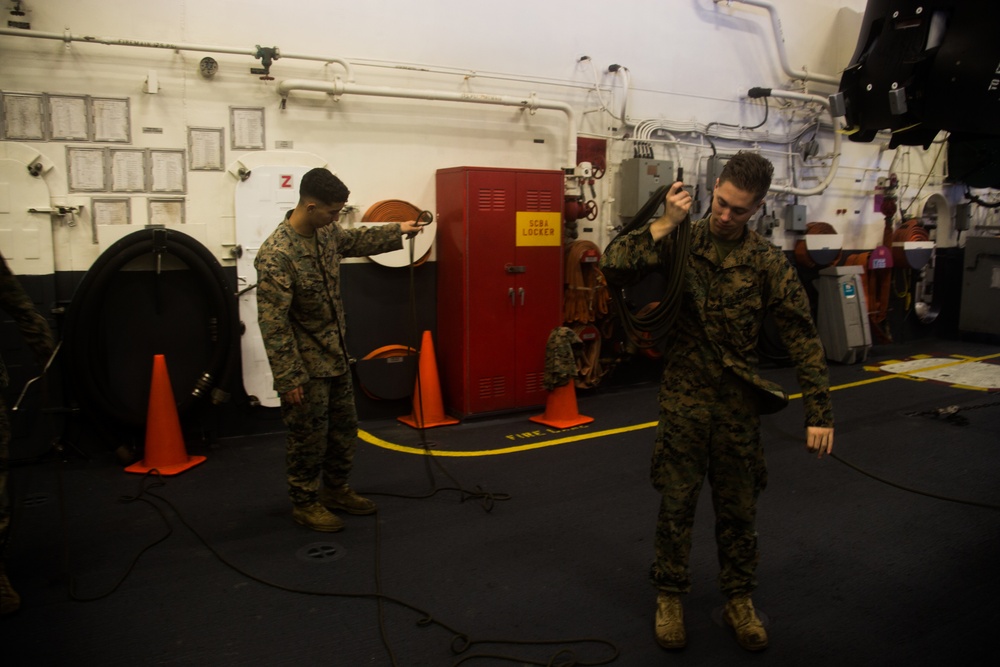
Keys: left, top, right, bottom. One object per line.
{"left": 530, "top": 381, "right": 594, "bottom": 429}
{"left": 125, "top": 354, "right": 206, "bottom": 475}
{"left": 398, "top": 330, "right": 459, "bottom": 429}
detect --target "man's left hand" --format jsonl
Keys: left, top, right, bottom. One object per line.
{"left": 805, "top": 426, "right": 834, "bottom": 458}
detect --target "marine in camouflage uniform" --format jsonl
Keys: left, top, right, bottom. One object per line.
{"left": 255, "top": 168, "right": 420, "bottom": 531}
{"left": 600, "top": 151, "right": 833, "bottom": 651}
{"left": 1, "top": 251, "right": 55, "bottom": 614}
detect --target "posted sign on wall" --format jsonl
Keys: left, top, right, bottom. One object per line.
{"left": 515, "top": 211, "right": 561, "bottom": 246}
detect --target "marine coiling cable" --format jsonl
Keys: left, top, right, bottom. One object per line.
{"left": 603, "top": 184, "right": 692, "bottom": 354}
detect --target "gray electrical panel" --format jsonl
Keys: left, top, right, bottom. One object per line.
{"left": 783, "top": 204, "right": 807, "bottom": 232}
{"left": 959, "top": 236, "right": 1000, "bottom": 335}
{"left": 706, "top": 155, "right": 730, "bottom": 190}
{"left": 814, "top": 265, "right": 872, "bottom": 364}
{"left": 619, "top": 157, "right": 673, "bottom": 217}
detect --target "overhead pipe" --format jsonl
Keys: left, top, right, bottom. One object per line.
{"left": 749, "top": 87, "right": 841, "bottom": 196}
{"left": 2, "top": 27, "right": 577, "bottom": 169}
{"left": 0, "top": 27, "right": 355, "bottom": 81}
{"left": 277, "top": 78, "right": 578, "bottom": 171}
{"left": 713, "top": 0, "right": 840, "bottom": 87}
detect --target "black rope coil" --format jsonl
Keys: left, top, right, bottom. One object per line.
{"left": 603, "top": 184, "right": 692, "bottom": 355}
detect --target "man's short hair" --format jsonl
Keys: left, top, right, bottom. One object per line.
{"left": 300, "top": 168, "right": 350, "bottom": 205}
{"left": 719, "top": 151, "right": 774, "bottom": 203}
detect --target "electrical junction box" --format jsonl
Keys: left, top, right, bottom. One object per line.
{"left": 783, "top": 204, "right": 807, "bottom": 232}
{"left": 706, "top": 155, "right": 731, "bottom": 190}
{"left": 618, "top": 158, "right": 673, "bottom": 218}
{"left": 814, "top": 265, "right": 872, "bottom": 364}
{"left": 959, "top": 236, "right": 1000, "bottom": 336}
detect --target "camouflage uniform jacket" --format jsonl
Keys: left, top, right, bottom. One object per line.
{"left": 254, "top": 216, "right": 403, "bottom": 394}
{"left": 601, "top": 216, "right": 833, "bottom": 427}
{"left": 542, "top": 326, "right": 582, "bottom": 391}
{"left": 1, "top": 253, "right": 55, "bottom": 392}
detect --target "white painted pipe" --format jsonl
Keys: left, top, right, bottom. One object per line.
{"left": 713, "top": 0, "right": 841, "bottom": 87}
{"left": 0, "top": 27, "right": 356, "bottom": 81}
{"left": 766, "top": 88, "right": 841, "bottom": 196}
{"left": 277, "top": 78, "right": 578, "bottom": 171}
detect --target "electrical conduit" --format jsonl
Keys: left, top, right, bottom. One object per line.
{"left": 751, "top": 87, "right": 842, "bottom": 197}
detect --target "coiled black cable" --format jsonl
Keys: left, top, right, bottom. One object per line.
{"left": 62, "top": 227, "right": 239, "bottom": 427}
{"left": 603, "top": 185, "right": 692, "bottom": 355}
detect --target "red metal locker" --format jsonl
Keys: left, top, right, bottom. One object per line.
{"left": 436, "top": 166, "right": 564, "bottom": 417}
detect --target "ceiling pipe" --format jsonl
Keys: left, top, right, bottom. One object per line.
{"left": 0, "top": 27, "right": 355, "bottom": 81}
{"left": 713, "top": 0, "right": 840, "bottom": 87}
{"left": 277, "top": 78, "right": 578, "bottom": 172}
{"left": 2, "top": 27, "right": 577, "bottom": 169}
{"left": 757, "top": 88, "right": 841, "bottom": 196}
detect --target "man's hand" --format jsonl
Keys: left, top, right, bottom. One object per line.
{"left": 806, "top": 426, "right": 834, "bottom": 458}
{"left": 649, "top": 182, "right": 693, "bottom": 242}
{"left": 283, "top": 386, "right": 304, "bottom": 405}
{"left": 399, "top": 220, "right": 424, "bottom": 237}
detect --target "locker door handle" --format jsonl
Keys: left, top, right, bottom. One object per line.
{"left": 508, "top": 287, "right": 515, "bottom": 306}
{"left": 518, "top": 287, "right": 525, "bottom": 306}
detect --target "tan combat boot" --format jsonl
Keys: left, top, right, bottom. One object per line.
{"left": 292, "top": 502, "right": 345, "bottom": 532}
{"left": 723, "top": 595, "right": 768, "bottom": 651}
{"left": 320, "top": 484, "right": 377, "bottom": 515}
{"left": 655, "top": 592, "right": 686, "bottom": 649}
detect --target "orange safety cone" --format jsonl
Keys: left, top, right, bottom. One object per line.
{"left": 397, "top": 330, "right": 459, "bottom": 429}
{"left": 125, "top": 354, "right": 206, "bottom": 475}
{"left": 530, "top": 381, "right": 594, "bottom": 429}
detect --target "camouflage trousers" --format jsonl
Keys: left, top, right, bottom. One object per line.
{"left": 649, "top": 371, "right": 767, "bottom": 597}
{"left": 280, "top": 373, "right": 359, "bottom": 507}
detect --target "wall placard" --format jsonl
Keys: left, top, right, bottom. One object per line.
{"left": 188, "top": 126, "right": 225, "bottom": 170}
{"left": 66, "top": 146, "right": 107, "bottom": 192}
{"left": 149, "top": 149, "right": 187, "bottom": 193}
{"left": 1, "top": 91, "right": 45, "bottom": 140}
{"left": 148, "top": 197, "right": 186, "bottom": 226}
{"left": 48, "top": 94, "right": 91, "bottom": 141}
{"left": 230, "top": 106, "right": 265, "bottom": 150}
{"left": 91, "top": 97, "right": 131, "bottom": 143}
{"left": 109, "top": 148, "right": 147, "bottom": 192}
{"left": 91, "top": 197, "right": 131, "bottom": 225}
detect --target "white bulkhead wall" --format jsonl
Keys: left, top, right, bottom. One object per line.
{"left": 0, "top": 0, "right": 959, "bottom": 274}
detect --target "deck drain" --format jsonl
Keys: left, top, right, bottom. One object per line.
{"left": 296, "top": 541, "right": 345, "bottom": 563}
{"left": 21, "top": 493, "right": 51, "bottom": 508}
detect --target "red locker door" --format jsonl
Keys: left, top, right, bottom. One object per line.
{"left": 513, "top": 171, "right": 564, "bottom": 409}
{"left": 466, "top": 169, "right": 518, "bottom": 414}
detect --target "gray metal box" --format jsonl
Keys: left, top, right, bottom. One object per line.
{"left": 706, "top": 155, "right": 730, "bottom": 189}
{"left": 618, "top": 158, "right": 673, "bottom": 218}
{"left": 783, "top": 204, "right": 807, "bottom": 232}
{"left": 959, "top": 236, "right": 1000, "bottom": 335}
{"left": 814, "top": 265, "right": 872, "bottom": 364}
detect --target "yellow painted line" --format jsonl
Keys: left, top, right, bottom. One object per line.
{"left": 788, "top": 352, "right": 1000, "bottom": 399}
{"left": 362, "top": 352, "right": 1000, "bottom": 457}
{"left": 950, "top": 384, "right": 992, "bottom": 392}
{"left": 359, "top": 420, "right": 657, "bottom": 457}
